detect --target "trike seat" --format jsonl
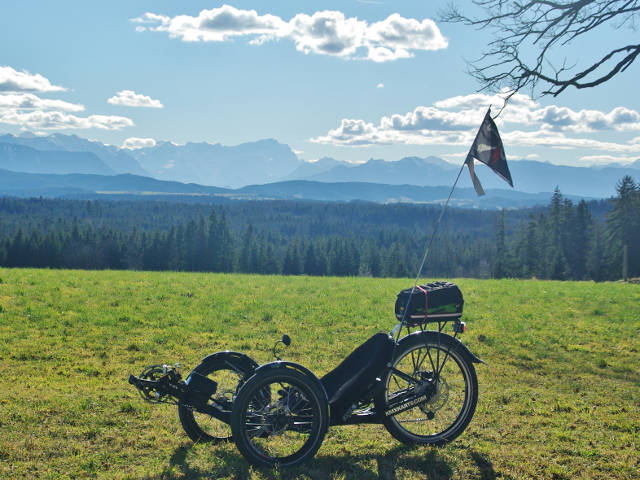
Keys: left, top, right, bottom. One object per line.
{"left": 320, "top": 332, "right": 394, "bottom": 422}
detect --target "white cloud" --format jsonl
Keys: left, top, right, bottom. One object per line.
{"left": 0, "top": 66, "right": 66, "bottom": 93}
{"left": 0, "top": 68, "right": 134, "bottom": 132}
{"left": 133, "top": 6, "right": 447, "bottom": 62}
{"left": 434, "top": 91, "right": 539, "bottom": 111}
{"left": 502, "top": 129, "right": 640, "bottom": 153}
{"left": 377, "top": 83, "right": 384, "bottom": 89}
{"left": 0, "top": 110, "right": 134, "bottom": 130}
{"left": 121, "top": 137, "right": 156, "bottom": 150}
{"left": 0, "top": 93, "right": 84, "bottom": 112}
{"left": 381, "top": 106, "right": 482, "bottom": 131}
{"left": 107, "top": 90, "right": 163, "bottom": 108}
{"left": 432, "top": 91, "right": 640, "bottom": 133}
{"left": 533, "top": 105, "right": 640, "bottom": 132}
{"left": 365, "top": 13, "right": 447, "bottom": 61}
{"left": 311, "top": 92, "right": 640, "bottom": 157}
{"left": 441, "top": 151, "right": 470, "bottom": 161}
{"left": 578, "top": 154, "right": 640, "bottom": 165}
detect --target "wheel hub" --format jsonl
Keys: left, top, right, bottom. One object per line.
{"left": 420, "top": 378, "right": 449, "bottom": 413}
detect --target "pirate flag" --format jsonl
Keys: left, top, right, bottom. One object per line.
{"left": 466, "top": 108, "right": 513, "bottom": 196}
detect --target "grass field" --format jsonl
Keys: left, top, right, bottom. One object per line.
{"left": 0, "top": 268, "right": 638, "bottom": 479}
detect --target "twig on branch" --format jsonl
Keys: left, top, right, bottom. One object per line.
{"left": 440, "top": 0, "right": 640, "bottom": 97}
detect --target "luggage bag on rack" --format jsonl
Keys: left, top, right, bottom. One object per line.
{"left": 395, "top": 281, "right": 463, "bottom": 325}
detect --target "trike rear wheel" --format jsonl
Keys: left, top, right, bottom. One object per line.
{"left": 376, "top": 334, "right": 478, "bottom": 445}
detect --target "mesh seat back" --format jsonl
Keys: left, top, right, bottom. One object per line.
{"left": 320, "top": 332, "right": 394, "bottom": 422}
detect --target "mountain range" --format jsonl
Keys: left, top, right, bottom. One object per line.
{"left": 0, "top": 132, "right": 638, "bottom": 200}
{"left": 0, "top": 133, "right": 147, "bottom": 175}
{"left": 131, "top": 138, "right": 299, "bottom": 187}
{"left": 0, "top": 143, "right": 114, "bottom": 175}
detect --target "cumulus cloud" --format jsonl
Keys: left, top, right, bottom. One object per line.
{"left": 0, "top": 66, "right": 135, "bottom": 132}
{"left": 121, "top": 137, "right": 156, "bottom": 150}
{"left": 533, "top": 105, "right": 640, "bottom": 132}
{"left": 433, "top": 92, "right": 538, "bottom": 111}
{"left": 0, "top": 110, "right": 134, "bottom": 130}
{"left": 108, "top": 90, "right": 163, "bottom": 108}
{"left": 0, "top": 66, "right": 66, "bottom": 93}
{"left": 377, "top": 83, "right": 384, "bottom": 89}
{"left": 0, "top": 93, "right": 84, "bottom": 112}
{"left": 132, "top": 6, "right": 447, "bottom": 61}
{"left": 311, "top": 91, "right": 640, "bottom": 157}
{"left": 578, "top": 154, "right": 640, "bottom": 165}
{"left": 381, "top": 106, "right": 482, "bottom": 131}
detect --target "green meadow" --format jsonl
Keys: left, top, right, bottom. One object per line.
{"left": 0, "top": 268, "right": 638, "bottom": 479}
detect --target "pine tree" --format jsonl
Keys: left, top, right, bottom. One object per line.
{"left": 546, "top": 187, "right": 567, "bottom": 279}
{"left": 587, "top": 221, "right": 606, "bottom": 281}
{"left": 492, "top": 210, "right": 508, "bottom": 278}
{"left": 282, "top": 242, "right": 302, "bottom": 275}
{"left": 239, "top": 224, "right": 256, "bottom": 273}
{"left": 606, "top": 176, "right": 640, "bottom": 277}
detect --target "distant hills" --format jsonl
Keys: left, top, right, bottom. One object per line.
{"left": 0, "top": 168, "right": 590, "bottom": 209}
{"left": 0, "top": 132, "right": 638, "bottom": 201}
{"left": 292, "top": 156, "right": 640, "bottom": 198}
{"left": 300, "top": 156, "right": 458, "bottom": 187}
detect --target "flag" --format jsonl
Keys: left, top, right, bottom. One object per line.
{"left": 466, "top": 109, "right": 513, "bottom": 196}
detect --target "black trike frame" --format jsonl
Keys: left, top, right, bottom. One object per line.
{"left": 129, "top": 318, "right": 482, "bottom": 428}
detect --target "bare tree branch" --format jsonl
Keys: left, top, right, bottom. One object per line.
{"left": 440, "top": 0, "right": 640, "bottom": 97}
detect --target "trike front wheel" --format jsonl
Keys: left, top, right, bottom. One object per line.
{"left": 178, "top": 352, "right": 257, "bottom": 443}
{"left": 231, "top": 367, "right": 328, "bottom": 467}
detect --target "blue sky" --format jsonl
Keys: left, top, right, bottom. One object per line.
{"left": 1, "top": 1, "right": 639, "bottom": 167}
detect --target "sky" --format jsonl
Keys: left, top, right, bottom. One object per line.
{"left": 1, "top": 1, "right": 640, "bottom": 167}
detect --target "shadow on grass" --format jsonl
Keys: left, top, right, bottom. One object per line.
{"left": 148, "top": 443, "right": 466, "bottom": 480}
{"left": 148, "top": 443, "right": 250, "bottom": 480}
{"left": 469, "top": 450, "right": 497, "bottom": 480}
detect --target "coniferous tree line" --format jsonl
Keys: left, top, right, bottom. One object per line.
{"left": 0, "top": 176, "right": 637, "bottom": 280}
{"left": 491, "top": 176, "right": 640, "bottom": 280}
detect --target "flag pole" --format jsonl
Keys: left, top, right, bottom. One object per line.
{"left": 395, "top": 159, "right": 467, "bottom": 342}
{"left": 410, "top": 160, "right": 467, "bottom": 289}
{"left": 397, "top": 105, "right": 508, "bottom": 336}
{"left": 409, "top": 108, "right": 492, "bottom": 288}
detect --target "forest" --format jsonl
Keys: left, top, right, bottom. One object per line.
{"left": 0, "top": 176, "right": 637, "bottom": 280}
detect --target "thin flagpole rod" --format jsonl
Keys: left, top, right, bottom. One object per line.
{"left": 412, "top": 160, "right": 467, "bottom": 289}
{"left": 409, "top": 108, "right": 490, "bottom": 288}
{"left": 395, "top": 159, "right": 467, "bottom": 341}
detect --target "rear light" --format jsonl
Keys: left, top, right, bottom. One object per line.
{"left": 453, "top": 321, "right": 466, "bottom": 334}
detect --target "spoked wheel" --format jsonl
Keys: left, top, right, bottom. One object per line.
{"left": 178, "top": 353, "right": 257, "bottom": 443}
{"left": 231, "top": 368, "right": 328, "bottom": 468}
{"left": 376, "top": 334, "right": 478, "bottom": 445}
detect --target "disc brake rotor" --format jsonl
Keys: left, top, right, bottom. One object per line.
{"left": 420, "top": 378, "right": 449, "bottom": 413}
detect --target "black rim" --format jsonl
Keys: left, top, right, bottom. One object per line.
{"left": 184, "top": 365, "right": 244, "bottom": 439}
{"left": 240, "top": 376, "right": 321, "bottom": 462}
{"left": 385, "top": 343, "right": 471, "bottom": 439}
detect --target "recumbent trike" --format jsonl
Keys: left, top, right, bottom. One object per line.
{"left": 129, "top": 281, "right": 483, "bottom": 467}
